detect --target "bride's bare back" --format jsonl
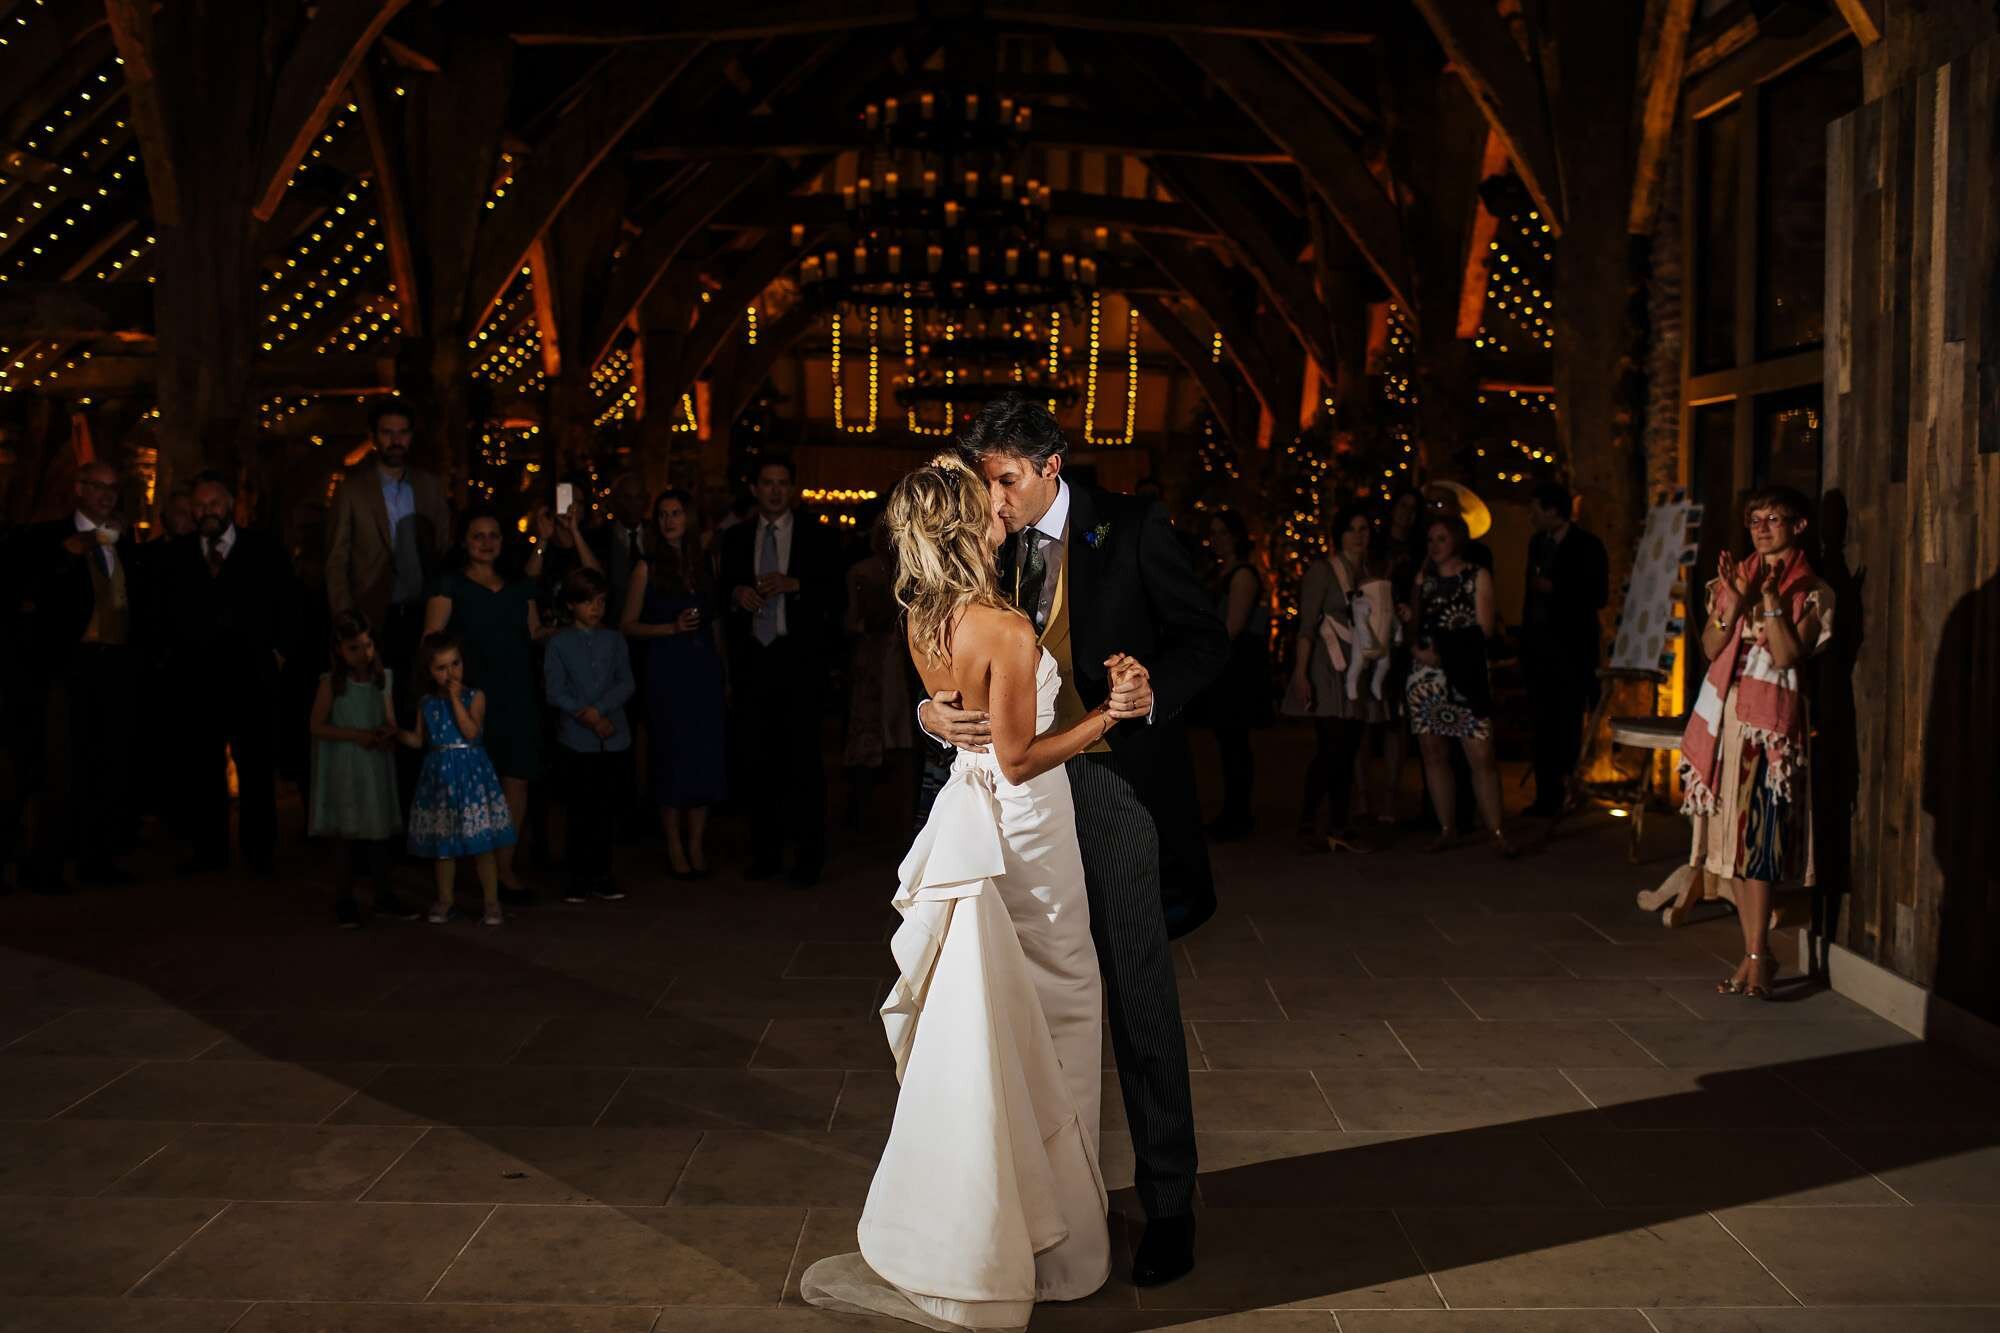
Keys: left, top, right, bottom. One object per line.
{"left": 913, "top": 604, "right": 1115, "bottom": 785}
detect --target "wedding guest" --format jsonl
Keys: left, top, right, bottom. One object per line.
{"left": 720, "top": 457, "right": 841, "bottom": 886}
{"left": 1685, "top": 486, "right": 1833, "bottom": 999}
{"left": 1520, "top": 482, "right": 1610, "bottom": 816}
{"left": 842, "top": 516, "right": 914, "bottom": 829}
{"left": 591, "top": 471, "right": 651, "bottom": 625}
{"left": 1403, "top": 513, "right": 1512, "bottom": 856}
{"left": 156, "top": 486, "right": 197, "bottom": 540}
{"left": 424, "top": 508, "right": 545, "bottom": 901}
{"left": 545, "top": 567, "right": 634, "bottom": 903}
{"left": 1196, "top": 509, "right": 1267, "bottom": 841}
{"left": 402, "top": 633, "right": 513, "bottom": 927}
{"left": 1285, "top": 504, "right": 1386, "bottom": 854}
{"left": 624, "top": 489, "right": 727, "bottom": 879}
{"left": 308, "top": 611, "right": 413, "bottom": 926}
{"left": 326, "top": 396, "right": 450, "bottom": 698}
{"left": 17, "top": 461, "right": 142, "bottom": 890}
{"left": 166, "top": 471, "right": 298, "bottom": 875}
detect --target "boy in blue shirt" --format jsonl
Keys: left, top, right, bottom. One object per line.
{"left": 544, "top": 568, "right": 635, "bottom": 903}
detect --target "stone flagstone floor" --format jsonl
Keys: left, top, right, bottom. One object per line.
{"left": 4, "top": 731, "right": 2000, "bottom": 1331}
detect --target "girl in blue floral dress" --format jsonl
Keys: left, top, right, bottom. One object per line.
{"left": 402, "top": 633, "right": 516, "bottom": 926}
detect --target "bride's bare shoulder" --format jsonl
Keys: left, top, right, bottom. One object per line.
{"left": 953, "top": 603, "right": 1033, "bottom": 657}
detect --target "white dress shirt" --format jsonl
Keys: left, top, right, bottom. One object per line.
{"left": 1019, "top": 479, "right": 1070, "bottom": 631}
{"left": 73, "top": 510, "right": 121, "bottom": 578}
{"left": 205, "top": 524, "right": 239, "bottom": 565}
{"left": 753, "top": 510, "right": 795, "bottom": 637}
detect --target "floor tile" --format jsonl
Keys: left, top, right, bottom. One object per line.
{"left": 1193, "top": 1021, "right": 1415, "bottom": 1070}
{"left": 1353, "top": 944, "right": 1568, "bottom": 979}
{"left": 1645, "top": 1309, "right": 2000, "bottom": 1332}
{"left": 134, "top": 1200, "right": 490, "bottom": 1300}
{"left": 429, "top": 1204, "right": 803, "bottom": 1304}
{"left": 1716, "top": 1204, "right": 2000, "bottom": 1303}
{"left": 656, "top": 976, "right": 882, "bottom": 1018}
{"left": 1424, "top": 912, "right": 1616, "bottom": 946}
{"left": 1388, "top": 1020, "right": 1656, "bottom": 1069}
{"left": 1194, "top": 1128, "right": 1596, "bottom": 1208}
{"left": 326, "top": 1065, "right": 628, "bottom": 1127}
{"left": 1546, "top": 943, "right": 1737, "bottom": 979}
{"left": 1774, "top": 1059, "right": 2000, "bottom": 1127}
{"left": 1822, "top": 1125, "right": 2000, "bottom": 1203}
{"left": 199, "top": 1011, "right": 548, "bottom": 1065}
{"left": 1339, "top": 1314, "right": 1652, "bottom": 1332}
{"left": 596, "top": 1069, "right": 845, "bottom": 1132}
{"left": 828, "top": 1070, "right": 898, "bottom": 1131}
{"left": 1190, "top": 1070, "right": 1341, "bottom": 1130}
{"left": 1, "top": 1008, "right": 230, "bottom": 1059}
{"left": 105, "top": 1124, "right": 422, "bottom": 1201}
{"left": 1653, "top": 979, "right": 1876, "bottom": 1022}
{"left": 231, "top": 1303, "right": 660, "bottom": 1332}
{"left": 1175, "top": 976, "right": 1288, "bottom": 1020}
{"left": 783, "top": 939, "right": 896, "bottom": 979}
{"left": 375, "top": 968, "right": 665, "bottom": 1015}
{"left": 509, "top": 1015, "right": 767, "bottom": 1068}
{"left": 1267, "top": 978, "right": 1475, "bottom": 1021}
{"left": 1617, "top": 1019, "right": 1914, "bottom": 1070}
{"left": 1446, "top": 979, "right": 1684, "bottom": 1022}
{"left": 62, "top": 1061, "right": 380, "bottom": 1124}
{"left": 365, "top": 1126, "right": 701, "bottom": 1205}
{"left": 0, "top": 1120, "right": 181, "bottom": 1195}
{"left": 1560, "top": 1067, "right": 1837, "bottom": 1129}
{"left": 669, "top": 1130, "right": 884, "bottom": 1206}
{"left": 1545, "top": 1127, "right": 1901, "bottom": 1206}
{"left": 1133, "top": 1206, "right": 1440, "bottom": 1310}
{"left": 751, "top": 1019, "right": 896, "bottom": 1070}
{"left": 1398, "top": 1207, "right": 1792, "bottom": 1307}
{"left": 0, "top": 1298, "right": 247, "bottom": 1332}
{"left": 1318, "top": 1068, "right": 1593, "bottom": 1131}
{"left": 0, "top": 1196, "right": 222, "bottom": 1296}
{"left": 1183, "top": 937, "right": 1366, "bottom": 979}
{"left": 1031, "top": 1313, "right": 1335, "bottom": 1331}
{"left": 0, "top": 1057, "right": 139, "bottom": 1118}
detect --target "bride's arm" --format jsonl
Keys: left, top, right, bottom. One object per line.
{"left": 976, "top": 611, "right": 1118, "bottom": 784}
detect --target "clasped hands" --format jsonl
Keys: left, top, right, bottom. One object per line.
{"left": 732, "top": 571, "right": 800, "bottom": 612}
{"left": 575, "top": 706, "right": 616, "bottom": 740}
{"left": 924, "top": 653, "right": 1152, "bottom": 754}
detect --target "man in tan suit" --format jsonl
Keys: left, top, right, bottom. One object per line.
{"left": 326, "top": 397, "right": 450, "bottom": 695}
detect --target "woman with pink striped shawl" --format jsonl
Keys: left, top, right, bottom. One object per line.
{"left": 1680, "top": 486, "right": 1834, "bottom": 999}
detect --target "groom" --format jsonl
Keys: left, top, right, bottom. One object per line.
{"left": 921, "top": 392, "right": 1228, "bottom": 1286}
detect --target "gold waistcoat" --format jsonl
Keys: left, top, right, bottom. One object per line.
{"left": 1034, "top": 525, "right": 1110, "bottom": 755}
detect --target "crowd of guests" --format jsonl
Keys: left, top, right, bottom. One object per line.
{"left": 0, "top": 398, "right": 892, "bottom": 922}
{"left": 3, "top": 395, "right": 1829, "bottom": 986}
{"left": 1193, "top": 482, "right": 1610, "bottom": 861}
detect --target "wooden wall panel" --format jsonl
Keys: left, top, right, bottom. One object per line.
{"left": 1825, "top": 38, "right": 2000, "bottom": 1025}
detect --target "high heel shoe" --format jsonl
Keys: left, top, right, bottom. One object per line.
{"left": 1742, "top": 951, "right": 1777, "bottom": 1000}
{"left": 1493, "top": 830, "right": 1519, "bottom": 859}
{"left": 1424, "top": 830, "right": 1462, "bottom": 853}
{"left": 1716, "top": 955, "right": 1750, "bottom": 995}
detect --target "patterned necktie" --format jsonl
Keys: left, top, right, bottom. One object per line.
{"left": 752, "top": 520, "right": 781, "bottom": 645}
{"left": 1013, "top": 529, "right": 1048, "bottom": 629}
{"left": 205, "top": 539, "right": 226, "bottom": 577}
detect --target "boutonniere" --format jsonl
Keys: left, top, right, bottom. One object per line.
{"left": 1083, "top": 521, "right": 1112, "bottom": 549}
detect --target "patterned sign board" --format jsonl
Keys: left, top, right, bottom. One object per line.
{"left": 1610, "top": 489, "right": 1702, "bottom": 675}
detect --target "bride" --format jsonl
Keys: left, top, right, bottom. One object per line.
{"left": 800, "top": 455, "right": 1138, "bottom": 1330}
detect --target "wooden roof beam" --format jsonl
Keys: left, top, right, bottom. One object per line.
{"left": 708, "top": 301, "right": 813, "bottom": 426}
{"left": 354, "top": 66, "right": 421, "bottom": 336}
{"left": 1178, "top": 36, "right": 1415, "bottom": 321}
{"left": 251, "top": 0, "right": 412, "bottom": 222}
{"left": 462, "top": 39, "right": 705, "bottom": 332}
{"left": 1127, "top": 292, "right": 1254, "bottom": 446}
{"left": 1627, "top": 0, "right": 1696, "bottom": 234}
{"left": 501, "top": 0, "right": 1368, "bottom": 44}
{"left": 1409, "top": 0, "right": 1565, "bottom": 236}
{"left": 631, "top": 111, "right": 1285, "bottom": 162}
{"left": 102, "top": 0, "right": 179, "bottom": 227}
{"left": 1131, "top": 232, "right": 1289, "bottom": 426}
{"left": 1829, "top": 0, "right": 1882, "bottom": 47}
{"left": 669, "top": 225, "right": 827, "bottom": 388}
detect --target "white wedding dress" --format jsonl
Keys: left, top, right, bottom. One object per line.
{"left": 801, "top": 648, "right": 1110, "bottom": 1331}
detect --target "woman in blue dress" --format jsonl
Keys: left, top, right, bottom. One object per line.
{"left": 621, "top": 489, "right": 726, "bottom": 879}
{"left": 402, "top": 632, "right": 516, "bottom": 926}
{"left": 423, "top": 509, "right": 544, "bottom": 896}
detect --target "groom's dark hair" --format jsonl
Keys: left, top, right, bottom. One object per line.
{"left": 956, "top": 391, "right": 1069, "bottom": 469}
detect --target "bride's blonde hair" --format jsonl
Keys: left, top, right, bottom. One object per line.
{"left": 887, "top": 452, "right": 1012, "bottom": 662}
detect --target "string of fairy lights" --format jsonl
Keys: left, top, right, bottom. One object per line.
{"left": 1474, "top": 206, "right": 1556, "bottom": 355}
{"left": 829, "top": 308, "right": 882, "bottom": 433}
{"left": 1080, "top": 292, "right": 1139, "bottom": 446}
{"left": 260, "top": 180, "right": 384, "bottom": 351}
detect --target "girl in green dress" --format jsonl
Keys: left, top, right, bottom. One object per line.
{"left": 309, "top": 612, "right": 414, "bottom": 927}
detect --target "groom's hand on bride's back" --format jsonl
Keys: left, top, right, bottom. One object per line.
{"left": 920, "top": 690, "right": 992, "bottom": 752}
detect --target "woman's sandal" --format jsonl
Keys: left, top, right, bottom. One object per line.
{"left": 1424, "top": 831, "right": 1462, "bottom": 853}
{"left": 1742, "top": 952, "right": 1776, "bottom": 1000}
{"left": 1717, "top": 956, "right": 1750, "bottom": 995}
{"left": 1327, "top": 832, "right": 1377, "bottom": 855}
{"left": 1493, "top": 830, "right": 1520, "bottom": 860}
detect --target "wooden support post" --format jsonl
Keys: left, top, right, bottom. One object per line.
{"left": 103, "top": 0, "right": 180, "bottom": 228}
{"left": 1628, "top": 0, "right": 1698, "bottom": 234}
{"left": 250, "top": 0, "right": 413, "bottom": 221}
{"left": 1410, "top": 0, "right": 1566, "bottom": 235}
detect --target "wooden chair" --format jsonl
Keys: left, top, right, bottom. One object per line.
{"left": 1539, "top": 665, "right": 1684, "bottom": 861}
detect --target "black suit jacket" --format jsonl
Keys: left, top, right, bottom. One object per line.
{"left": 161, "top": 529, "right": 299, "bottom": 694}
{"left": 717, "top": 511, "right": 843, "bottom": 668}
{"left": 1020, "top": 485, "right": 1230, "bottom": 935}
{"left": 1522, "top": 525, "right": 1610, "bottom": 687}
{"left": 19, "top": 517, "right": 145, "bottom": 664}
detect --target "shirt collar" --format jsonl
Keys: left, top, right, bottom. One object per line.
{"left": 73, "top": 510, "right": 100, "bottom": 534}
{"left": 1029, "top": 478, "right": 1070, "bottom": 542}
{"left": 761, "top": 510, "right": 793, "bottom": 535}
{"left": 207, "top": 524, "right": 238, "bottom": 554}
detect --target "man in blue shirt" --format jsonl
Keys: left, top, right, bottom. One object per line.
{"left": 544, "top": 567, "right": 636, "bottom": 903}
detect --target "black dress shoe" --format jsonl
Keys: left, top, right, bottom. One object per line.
{"left": 1132, "top": 1213, "right": 1196, "bottom": 1287}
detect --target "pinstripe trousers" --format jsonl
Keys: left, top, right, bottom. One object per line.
{"left": 1068, "top": 751, "right": 1198, "bottom": 1219}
